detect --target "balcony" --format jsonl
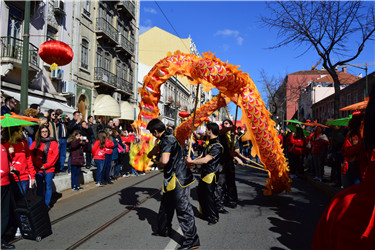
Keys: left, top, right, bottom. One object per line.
{"left": 116, "top": 0, "right": 135, "bottom": 18}
{"left": 94, "top": 67, "right": 117, "bottom": 88}
{"left": 95, "top": 18, "right": 118, "bottom": 44}
{"left": 116, "top": 34, "right": 134, "bottom": 56}
{"left": 0, "top": 36, "right": 40, "bottom": 72}
{"left": 116, "top": 77, "right": 133, "bottom": 95}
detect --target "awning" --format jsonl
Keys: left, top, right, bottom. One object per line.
{"left": 120, "top": 101, "right": 139, "bottom": 120}
{"left": 2, "top": 89, "right": 76, "bottom": 116}
{"left": 93, "top": 94, "right": 121, "bottom": 117}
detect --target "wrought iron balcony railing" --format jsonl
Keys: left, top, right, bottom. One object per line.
{"left": 116, "top": 34, "right": 134, "bottom": 55}
{"left": 116, "top": 77, "right": 133, "bottom": 94}
{"left": 96, "top": 18, "right": 118, "bottom": 43}
{"left": 117, "top": 0, "right": 135, "bottom": 17}
{"left": 0, "top": 36, "right": 39, "bottom": 68}
{"left": 94, "top": 67, "right": 117, "bottom": 87}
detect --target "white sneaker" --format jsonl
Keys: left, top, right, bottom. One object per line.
{"left": 155, "top": 167, "right": 158, "bottom": 171}
{"left": 122, "top": 174, "right": 129, "bottom": 178}
{"left": 151, "top": 167, "right": 155, "bottom": 171}
{"left": 15, "top": 227, "right": 22, "bottom": 237}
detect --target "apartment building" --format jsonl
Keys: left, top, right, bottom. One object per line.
{"left": 0, "top": 0, "right": 140, "bottom": 122}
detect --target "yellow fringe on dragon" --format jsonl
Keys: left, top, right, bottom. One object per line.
{"left": 129, "top": 133, "right": 154, "bottom": 173}
{"left": 133, "top": 51, "right": 291, "bottom": 195}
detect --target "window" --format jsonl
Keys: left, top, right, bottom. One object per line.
{"left": 347, "top": 93, "right": 351, "bottom": 106}
{"left": 353, "top": 90, "right": 358, "bottom": 104}
{"left": 96, "top": 47, "right": 103, "bottom": 67}
{"left": 82, "top": 0, "right": 90, "bottom": 16}
{"left": 122, "top": 63, "right": 127, "bottom": 81}
{"left": 7, "top": 5, "right": 23, "bottom": 39}
{"left": 81, "top": 39, "right": 88, "bottom": 69}
{"left": 340, "top": 96, "right": 345, "bottom": 107}
{"left": 104, "top": 52, "right": 110, "bottom": 71}
{"left": 47, "top": 27, "right": 57, "bottom": 41}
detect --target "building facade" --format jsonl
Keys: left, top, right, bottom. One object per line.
{"left": 312, "top": 71, "right": 374, "bottom": 123}
{"left": 1, "top": 0, "right": 140, "bottom": 123}
{"left": 138, "top": 26, "right": 212, "bottom": 127}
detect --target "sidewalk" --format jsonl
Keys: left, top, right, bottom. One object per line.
{"left": 52, "top": 167, "right": 95, "bottom": 193}
{"left": 300, "top": 165, "right": 343, "bottom": 198}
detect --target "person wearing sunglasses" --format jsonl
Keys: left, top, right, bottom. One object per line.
{"left": 30, "top": 125, "right": 59, "bottom": 208}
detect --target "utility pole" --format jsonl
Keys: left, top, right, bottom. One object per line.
{"left": 172, "top": 76, "right": 178, "bottom": 127}
{"left": 337, "top": 62, "right": 375, "bottom": 98}
{"left": 20, "top": 1, "right": 31, "bottom": 113}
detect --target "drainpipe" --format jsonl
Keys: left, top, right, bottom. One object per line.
{"left": 20, "top": 1, "right": 31, "bottom": 113}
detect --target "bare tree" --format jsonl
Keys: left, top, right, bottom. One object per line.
{"left": 260, "top": 69, "right": 314, "bottom": 125}
{"left": 261, "top": 1, "right": 375, "bottom": 118}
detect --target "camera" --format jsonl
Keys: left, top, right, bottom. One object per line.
{"left": 82, "top": 136, "right": 87, "bottom": 140}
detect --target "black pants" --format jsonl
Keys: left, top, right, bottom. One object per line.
{"left": 121, "top": 152, "right": 131, "bottom": 174}
{"left": 156, "top": 184, "right": 199, "bottom": 246}
{"left": 198, "top": 179, "right": 218, "bottom": 222}
{"left": 214, "top": 169, "right": 226, "bottom": 211}
{"left": 1, "top": 185, "right": 11, "bottom": 238}
{"left": 224, "top": 162, "right": 238, "bottom": 207}
{"left": 1, "top": 184, "right": 16, "bottom": 242}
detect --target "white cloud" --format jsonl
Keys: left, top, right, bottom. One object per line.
{"left": 139, "top": 19, "right": 153, "bottom": 34}
{"left": 215, "top": 29, "right": 244, "bottom": 46}
{"left": 139, "top": 25, "right": 152, "bottom": 34}
{"left": 144, "top": 8, "right": 157, "bottom": 14}
{"left": 237, "top": 37, "right": 244, "bottom": 45}
{"left": 215, "top": 29, "right": 240, "bottom": 37}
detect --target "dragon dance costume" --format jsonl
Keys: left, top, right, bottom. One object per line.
{"left": 197, "top": 136, "right": 223, "bottom": 224}
{"left": 155, "top": 132, "right": 200, "bottom": 248}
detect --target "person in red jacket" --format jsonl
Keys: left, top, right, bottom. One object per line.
{"left": 103, "top": 129, "right": 114, "bottom": 184}
{"left": 312, "top": 85, "right": 375, "bottom": 249}
{"left": 30, "top": 125, "right": 59, "bottom": 207}
{"left": 1, "top": 143, "right": 16, "bottom": 249}
{"left": 68, "top": 130, "right": 90, "bottom": 191}
{"left": 3, "top": 126, "right": 36, "bottom": 199}
{"left": 92, "top": 131, "right": 107, "bottom": 186}
{"left": 289, "top": 127, "right": 306, "bottom": 178}
{"left": 341, "top": 111, "right": 365, "bottom": 188}
{"left": 310, "top": 126, "right": 330, "bottom": 182}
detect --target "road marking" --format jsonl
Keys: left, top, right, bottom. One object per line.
{"left": 164, "top": 227, "right": 182, "bottom": 250}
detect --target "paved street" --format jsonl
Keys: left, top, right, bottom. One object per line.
{"left": 13, "top": 164, "right": 331, "bottom": 250}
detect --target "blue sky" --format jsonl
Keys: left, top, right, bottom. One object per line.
{"left": 139, "top": 1, "right": 375, "bottom": 116}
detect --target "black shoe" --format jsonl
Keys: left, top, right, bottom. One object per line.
{"left": 1, "top": 241, "right": 15, "bottom": 249}
{"left": 107, "top": 180, "right": 114, "bottom": 184}
{"left": 208, "top": 219, "right": 218, "bottom": 225}
{"left": 225, "top": 202, "right": 237, "bottom": 209}
{"left": 196, "top": 213, "right": 207, "bottom": 221}
{"left": 151, "top": 231, "right": 170, "bottom": 237}
{"left": 178, "top": 243, "right": 200, "bottom": 250}
{"left": 218, "top": 208, "right": 229, "bottom": 214}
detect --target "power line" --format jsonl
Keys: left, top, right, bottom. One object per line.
{"left": 153, "top": 0, "right": 190, "bottom": 52}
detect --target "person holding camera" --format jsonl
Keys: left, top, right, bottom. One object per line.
{"left": 81, "top": 121, "right": 94, "bottom": 169}
{"left": 56, "top": 109, "right": 68, "bottom": 172}
{"left": 67, "top": 130, "right": 90, "bottom": 190}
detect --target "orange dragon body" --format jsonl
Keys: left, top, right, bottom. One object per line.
{"left": 133, "top": 51, "right": 290, "bottom": 195}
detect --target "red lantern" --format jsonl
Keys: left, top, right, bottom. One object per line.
{"left": 38, "top": 40, "right": 73, "bottom": 70}
{"left": 179, "top": 110, "right": 190, "bottom": 118}
{"left": 204, "top": 117, "right": 210, "bottom": 122}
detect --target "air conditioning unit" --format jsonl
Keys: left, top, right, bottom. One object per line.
{"left": 62, "top": 81, "right": 76, "bottom": 95}
{"left": 51, "top": 68, "right": 63, "bottom": 80}
{"left": 54, "top": 0, "right": 65, "bottom": 15}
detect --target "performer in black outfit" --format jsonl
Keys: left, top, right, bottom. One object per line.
{"left": 217, "top": 119, "right": 247, "bottom": 209}
{"left": 147, "top": 119, "right": 200, "bottom": 250}
{"left": 186, "top": 123, "right": 223, "bottom": 225}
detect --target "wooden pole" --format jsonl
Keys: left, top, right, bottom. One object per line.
{"left": 232, "top": 96, "right": 239, "bottom": 151}
{"left": 188, "top": 84, "right": 200, "bottom": 157}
